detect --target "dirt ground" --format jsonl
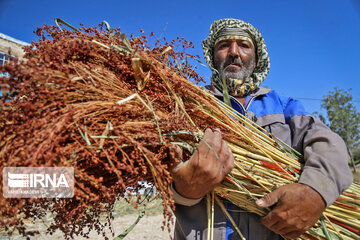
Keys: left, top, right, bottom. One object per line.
{"left": 0, "top": 198, "right": 175, "bottom": 240}
{"left": 0, "top": 214, "right": 174, "bottom": 240}
{"left": 108, "top": 214, "right": 174, "bottom": 240}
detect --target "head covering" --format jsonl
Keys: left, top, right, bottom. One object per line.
{"left": 202, "top": 18, "right": 270, "bottom": 97}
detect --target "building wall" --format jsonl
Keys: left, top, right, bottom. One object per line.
{"left": 0, "top": 33, "right": 30, "bottom": 96}
{"left": 0, "top": 38, "right": 27, "bottom": 59}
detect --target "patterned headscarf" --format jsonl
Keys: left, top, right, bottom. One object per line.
{"left": 202, "top": 18, "right": 270, "bottom": 97}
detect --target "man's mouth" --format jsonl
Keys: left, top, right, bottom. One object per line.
{"left": 224, "top": 63, "right": 241, "bottom": 71}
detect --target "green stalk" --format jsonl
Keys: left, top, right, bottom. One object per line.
{"left": 221, "top": 73, "right": 231, "bottom": 107}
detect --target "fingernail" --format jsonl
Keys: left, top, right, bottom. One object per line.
{"left": 256, "top": 199, "right": 264, "bottom": 206}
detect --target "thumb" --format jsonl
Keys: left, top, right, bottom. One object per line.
{"left": 256, "top": 188, "right": 283, "bottom": 208}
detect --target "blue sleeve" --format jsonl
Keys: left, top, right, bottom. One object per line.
{"left": 279, "top": 96, "right": 308, "bottom": 123}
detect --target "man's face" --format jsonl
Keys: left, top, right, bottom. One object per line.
{"left": 213, "top": 39, "right": 257, "bottom": 81}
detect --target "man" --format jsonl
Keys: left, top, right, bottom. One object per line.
{"left": 170, "top": 18, "right": 353, "bottom": 240}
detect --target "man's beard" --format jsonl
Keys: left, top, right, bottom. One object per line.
{"left": 218, "top": 57, "right": 256, "bottom": 82}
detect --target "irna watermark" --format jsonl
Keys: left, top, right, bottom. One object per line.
{"left": 3, "top": 167, "right": 74, "bottom": 198}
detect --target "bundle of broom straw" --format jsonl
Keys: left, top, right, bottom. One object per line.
{"left": 0, "top": 21, "right": 359, "bottom": 239}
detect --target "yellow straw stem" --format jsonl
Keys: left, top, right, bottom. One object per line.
{"left": 207, "top": 194, "right": 212, "bottom": 240}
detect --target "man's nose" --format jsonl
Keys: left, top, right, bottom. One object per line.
{"left": 228, "top": 41, "right": 240, "bottom": 58}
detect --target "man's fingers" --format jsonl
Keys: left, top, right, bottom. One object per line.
{"left": 196, "top": 129, "right": 213, "bottom": 158}
{"left": 259, "top": 184, "right": 324, "bottom": 238}
{"left": 256, "top": 188, "right": 283, "bottom": 208}
{"left": 169, "top": 144, "right": 183, "bottom": 161}
{"left": 258, "top": 188, "right": 285, "bottom": 230}
{"left": 264, "top": 221, "right": 304, "bottom": 240}
{"left": 202, "top": 128, "right": 222, "bottom": 155}
{"left": 260, "top": 210, "right": 279, "bottom": 229}
{"left": 275, "top": 226, "right": 304, "bottom": 239}
{"left": 174, "top": 144, "right": 183, "bottom": 159}
{"left": 213, "top": 128, "right": 222, "bottom": 135}
{"left": 221, "top": 142, "right": 234, "bottom": 174}
{"left": 283, "top": 230, "right": 304, "bottom": 240}
{"left": 172, "top": 127, "right": 234, "bottom": 199}
{"left": 268, "top": 219, "right": 299, "bottom": 235}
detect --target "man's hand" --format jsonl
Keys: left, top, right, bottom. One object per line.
{"left": 256, "top": 183, "right": 326, "bottom": 239}
{"left": 171, "top": 128, "right": 234, "bottom": 199}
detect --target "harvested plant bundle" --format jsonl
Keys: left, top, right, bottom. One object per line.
{"left": 0, "top": 22, "right": 359, "bottom": 239}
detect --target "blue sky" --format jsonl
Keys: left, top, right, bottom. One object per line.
{"left": 0, "top": 0, "right": 359, "bottom": 115}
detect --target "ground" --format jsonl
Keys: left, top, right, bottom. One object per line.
{"left": 0, "top": 198, "right": 174, "bottom": 240}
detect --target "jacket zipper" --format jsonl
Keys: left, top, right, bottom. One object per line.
{"left": 230, "top": 95, "right": 256, "bottom": 117}
{"left": 245, "top": 96, "right": 255, "bottom": 111}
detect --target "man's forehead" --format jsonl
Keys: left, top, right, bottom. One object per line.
{"left": 214, "top": 35, "right": 254, "bottom": 48}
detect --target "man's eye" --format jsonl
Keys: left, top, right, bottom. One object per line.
{"left": 239, "top": 42, "right": 250, "bottom": 48}
{"left": 217, "top": 43, "right": 229, "bottom": 49}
